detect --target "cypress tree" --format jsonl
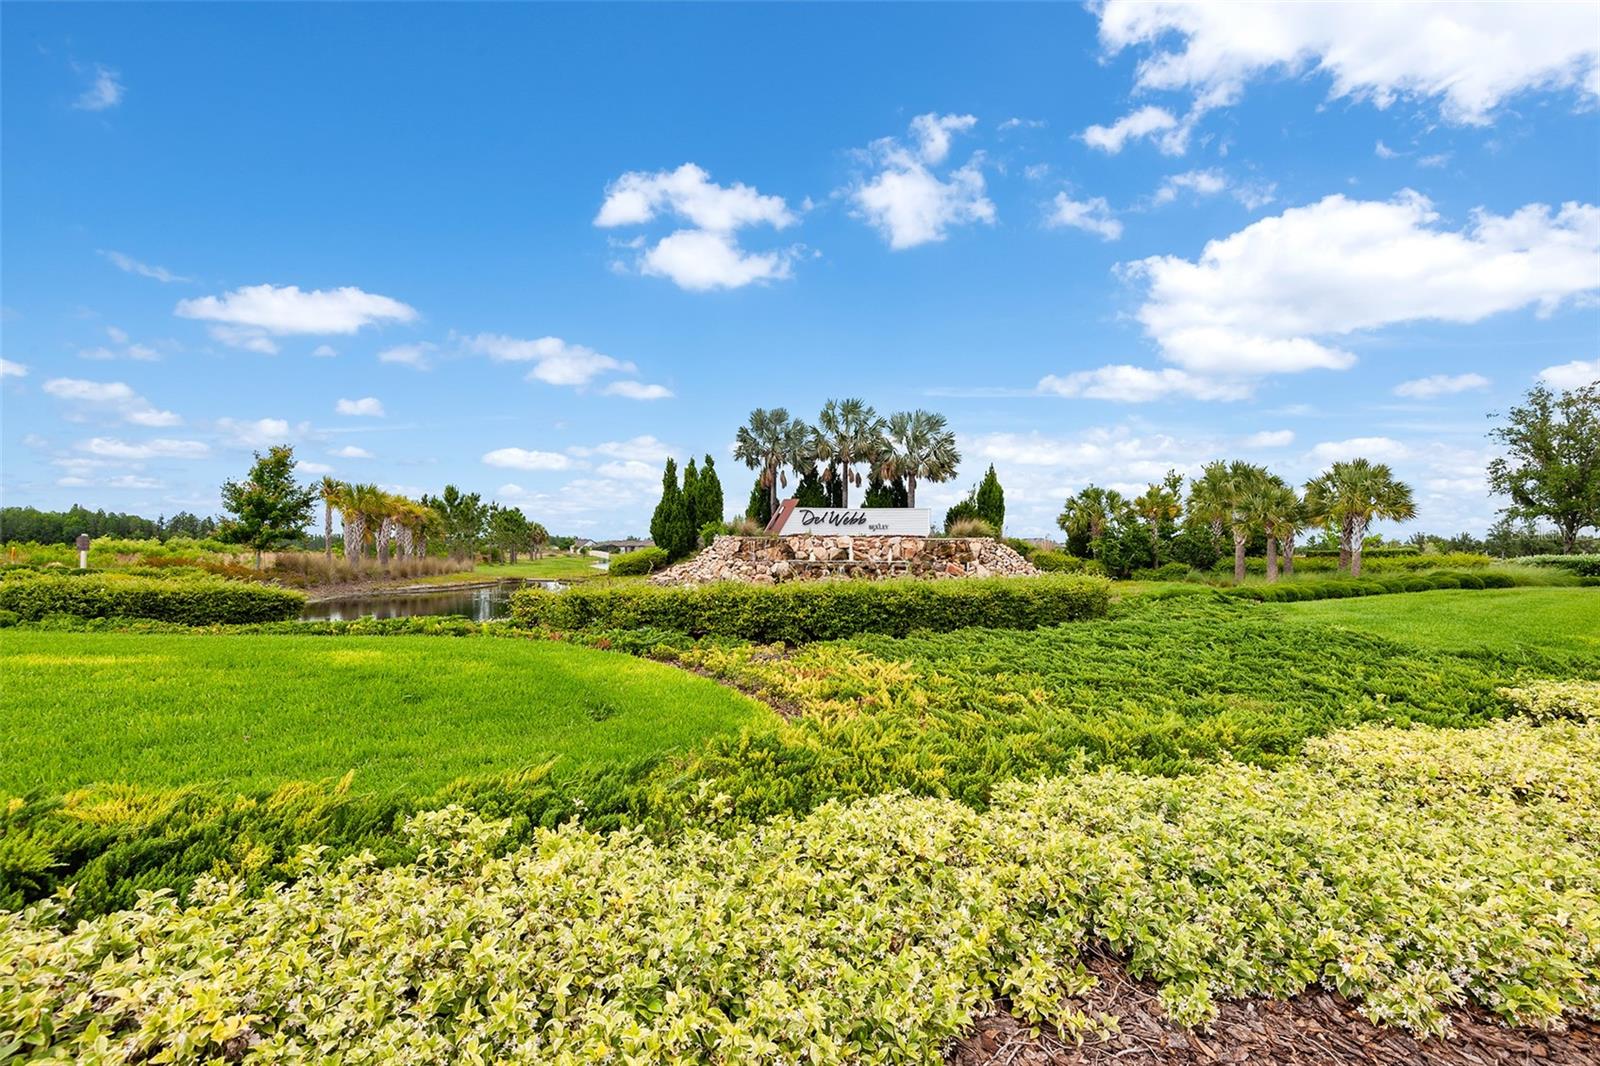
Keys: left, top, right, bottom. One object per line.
{"left": 974, "top": 464, "right": 1005, "bottom": 534}
{"left": 682, "top": 458, "right": 701, "bottom": 528}
{"left": 794, "top": 466, "right": 828, "bottom": 507}
{"left": 649, "top": 458, "right": 695, "bottom": 559}
{"left": 697, "top": 455, "right": 725, "bottom": 526}
{"left": 746, "top": 480, "right": 772, "bottom": 525}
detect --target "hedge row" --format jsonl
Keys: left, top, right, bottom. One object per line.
{"left": 606, "top": 546, "right": 669, "bottom": 576}
{"left": 510, "top": 574, "right": 1111, "bottom": 641}
{"left": 1218, "top": 569, "right": 1516, "bottom": 602}
{"left": 1512, "top": 554, "right": 1600, "bottom": 577}
{"left": 0, "top": 572, "right": 305, "bottom": 625}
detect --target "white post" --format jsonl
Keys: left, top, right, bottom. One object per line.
{"left": 76, "top": 532, "right": 90, "bottom": 569}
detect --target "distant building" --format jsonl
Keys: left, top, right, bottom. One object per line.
{"left": 592, "top": 538, "right": 654, "bottom": 554}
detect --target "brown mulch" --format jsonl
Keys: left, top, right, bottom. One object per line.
{"left": 947, "top": 957, "right": 1600, "bottom": 1066}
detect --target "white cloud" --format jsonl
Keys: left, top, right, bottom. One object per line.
{"left": 125, "top": 344, "right": 159, "bottom": 361}
{"left": 595, "top": 163, "right": 795, "bottom": 231}
{"left": 851, "top": 116, "right": 995, "bottom": 250}
{"left": 312, "top": 344, "right": 338, "bottom": 358}
{"left": 596, "top": 163, "right": 797, "bottom": 290}
{"left": 1538, "top": 358, "right": 1600, "bottom": 390}
{"left": 998, "top": 117, "right": 1047, "bottom": 132}
{"left": 1, "top": 358, "right": 29, "bottom": 378}
{"left": 569, "top": 435, "right": 676, "bottom": 463}
{"left": 602, "top": 380, "right": 674, "bottom": 400}
{"left": 335, "top": 396, "right": 386, "bottom": 417}
{"left": 176, "top": 284, "right": 418, "bottom": 336}
{"left": 1038, "top": 365, "right": 1252, "bottom": 402}
{"left": 98, "top": 249, "right": 192, "bottom": 283}
{"left": 1081, "top": 105, "right": 1185, "bottom": 155}
{"left": 106, "top": 326, "right": 129, "bottom": 344}
{"left": 1152, "top": 169, "right": 1275, "bottom": 209}
{"left": 1374, "top": 140, "right": 1400, "bottom": 160}
{"left": 1394, "top": 372, "right": 1491, "bottom": 399}
{"left": 74, "top": 65, "right": 124, "bottom": 111}
{"left": 1095, "top": 1, "right": 1600, "bottom": 126}
{"left": 217, "top": 417, "right": 293, "bottom": 448}
{"left": 377, "top": 343, "right": 434, "bottom": 369}
{"left": 1243, "top": 429, "right": 1296, "bottom": 447}
{"left": 1125, "top": 192, "right": 1600, "bottom": 376}
{"left": 463, "top": 334, "right": 633, "bottom": 386}
{"left": 42, "top": 377, "right": 181, "bottom": 426}
{"left": 1045, "top": 194, "right": 1123, "bottom": 241}
{"left": 909, "top": 112, "right": 978, "bottom": 165}
{"left": 1308, "top": 436, "right": 1411, "bottom": 463}
{"left": 79, "top": 437, "right": 209, "bottom": 460}
{"left": 639, "top": 229, "right": 795, "bottom": 291}
{"left": 482, "top": 447, "right": 572, "bottom": 471}
{"left": 1418, "top": 153, "right": 1452, "bottom": 169}
{"left": 331, "top": 445, "right": 373, "bottom": 459}
{"left": 299, "top": 461, "right": 335, "bottom": 475}
{"left": 595, "top": 459, "right": 661, "bottom": 481}
{"left": 207, "top": 325, "right": 279, "bottom": 355}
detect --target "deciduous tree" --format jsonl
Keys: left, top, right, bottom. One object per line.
{"left": 218, "top": 445, "right": 316, "bottom": 569}
{"left": 1487, "top": 383, "right": 1599, "bottom": 555}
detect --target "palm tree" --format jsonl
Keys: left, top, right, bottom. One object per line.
{"left": 528, "top": 521, "right": 549, "bottom": 557}
{"left": 1057, "top": 485, "right": 1127, "bottom": 558}
{"left": 1185, "top": 460, "right": 1233, "bottom": 555}
{"left": 814, "top": 398, "right": 886, "bottom": 509}
{"left": 343, "top": 483, "right": 386, "bottom": 565}
{"left": 1224, "top": 462, "right": 1270, "bottom": 583}
{"left": 881, "top": 410, "right": 960, "bottom": 508}
{"left": 735, "top": 408, "right": 802, "bottom": 520}
{"left": 1132, "top": 470, "right": 1184, "bottom": 567}
{"left": 319, "top": 477, "right": 347, "bottom": 562}
{"left": 1304, "top": 458, "right": 1417, "bottom": 577}
{"left": 1259, "top": 478, "right": 1304, "bottom": 581}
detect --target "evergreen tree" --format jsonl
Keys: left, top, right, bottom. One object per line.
{"left": 681, "top": 458, "right": 701, "bottom": 528}
{"left": 649, "top": 459, "right": 695, "bottom": 560}
{"left": 697, "top": 455, "right": 725, "bottom": 527}
{"left": 218, "top": 445, "right": 317, "bottom": 568}
{"left": 746, "top": 479, "right": 772, "bottom": 525}
{"left": 974, "top": 464, "right": 1005, "bottom": 534}
{"left": 862, "top": 473, "right": 909, "bottom": 507}
{"left": 794, "top": 466, "right": 828, "bottom": 507}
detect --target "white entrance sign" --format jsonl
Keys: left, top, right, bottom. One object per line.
{"left": 773, "top": 507, "right": 931, "bottom": 536}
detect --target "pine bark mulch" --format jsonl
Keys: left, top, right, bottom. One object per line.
{"left": 947, "top": 957, "right": 1600, "bottom": 1066}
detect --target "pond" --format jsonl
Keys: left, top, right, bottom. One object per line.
{"left": 299, "top": 579, "right": 563, "bottom": 622}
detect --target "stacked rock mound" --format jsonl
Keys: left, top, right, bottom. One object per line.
{"left": 650, "top": 535, "right": 1039, "bottom": 586}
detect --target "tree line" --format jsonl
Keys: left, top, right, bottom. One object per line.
{"left": 734, "top": 400, "right": 962, "bottom": 522}
{"left": 0, "top": 506, "right": 217, "bottom": 544}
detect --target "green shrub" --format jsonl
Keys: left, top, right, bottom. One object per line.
{"left": 1131, "top": 561, "right": 1192, "bottom": 582}
{"left": 6, "top": 718, "right": 1596, "bottom": 1061}
{"left": 606, "top": 546, "right": 669, "bottom": 576}
{"left": 1512, "top": 554, "right": 1600, "bottom": 577}
{"left": 511, "top": 575, "right": 1111, "bottom": 641}
{"left": 0, "top": 572, "right": 304, "bottom": 624}
{"left": 1030, "top": 551, "right": 1104, "bottom": 576}
{"left": 1003, "top": 537, "right": 1036, "bottom": 559}
{"left": 0, "top": 609, "right": 17, "bottom": 628}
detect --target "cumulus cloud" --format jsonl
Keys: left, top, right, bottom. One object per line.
{"left": 74, "top": 64, "right": 124, "bottom": 111}
{"left": 568, "top": 435, "right": 676, "bottom": 463}
{"left": 331, "top": 445, "right": 373, "bottom": 459}
{"left": 1124, "top": 192, "right": 1600, "bottom": 377}
{"left": 595, "top": 460, "right": 661, "bottom": 482}
{"left": 312, "top": 344, "right": 338, "bottom": 358}
{"left": 176, "top": 284, "right": 418, "bottom": 338}
{"left": 217, "top": 417, "right": 295, "bottom": 448}
{"left": 1081, "top": 105, "right": 1185, "bottom": 155}
{"left": 377, "top": 343, "right": 434, "bottom": 369}
{"left": 335, "top": 396, "right": 386, "bottom": 417}
{"left": 1308, "top": 436, "right": 1411, "bottom": 463}
{"left": 482, "top": 447, "right": 572, "bottom": 471}
{"left": 207, "top": 325, "right": 280, "bottom": 354}
{"left": 1538, "top": 358, "right": 1599, "bottom": 389}
{"left": 463, "top": 334, "right": 634, "bottom": 386}
{"left": 99, "top": 249, "right": 192, "bottom": 283}
{"left": 602, "top": 380, "right": 673, "bottom": 400}
{"left": 849, "top": 113, "right": 995, "bottom": 250}
{"left": 1037, "top": 365, "right": 1251, "bottom": 402}
{"left": 1243, "top": 429, "right": 1296, "bottom": 447}
{"left": 1094, "top": 1, "right": 1600, "bottom": 128}
{"left": 595, "top": 163, "right": 798, "bottom": 290}
{"left": 43, "top": 377, "right": 181, "bottom": 426}
{"left": 0, "top": 358, "right": 27, "bottom": 378}
{"left": 1394, "top": 372, "right": 1491, "bottom": 398}
{"left": 79, "top": 437, "right": 209, "bottom": 460}
{"left": 1045, "top": 194, "right": 1123, "bottom": 241}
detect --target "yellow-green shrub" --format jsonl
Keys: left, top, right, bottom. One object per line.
{"left": 0, "top": 571, "right": 304, "bottom": 624}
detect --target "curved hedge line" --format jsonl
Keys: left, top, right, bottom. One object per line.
{"left": 1217, "top": 570, "right": 1515, "bottom": 602}
{"left": 510, "top": 574, "right": 1111, "bottom": 641}
{"left": 0, "top": 572, "right": 304, "bottom": 625}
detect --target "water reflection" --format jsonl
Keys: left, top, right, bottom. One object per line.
{"left": 300, "top": 579, "right": 563, "bottom": 622}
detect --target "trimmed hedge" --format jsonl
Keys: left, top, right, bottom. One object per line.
{"left": 511, "top": 575, "right": 1111, "bottom": 641}
{"left": 0, "top": 572, "right": 304, "bottom": 624}
{"left": 606, "top": 546, "right": 669, "bottom": 576}
{"left": 1029, "top": 551, "right": 1106, "bottom": 576}
{"left": 1218, "top": 570, "right": 1515, "bottom": 602}
{"left": 1513, "top": 554, "right": 1600, "bottom": 577}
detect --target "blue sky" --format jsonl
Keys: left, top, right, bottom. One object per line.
{"left": 3, "top": 2, "right": 1597, "bottom": 538}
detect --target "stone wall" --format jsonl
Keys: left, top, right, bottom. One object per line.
{"left": 649, "top": 535, "right": 1038, "bottom": 585}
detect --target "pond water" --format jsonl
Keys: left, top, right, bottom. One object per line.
{"left": 300, "top": 579, "right": 563, "bottom": 622}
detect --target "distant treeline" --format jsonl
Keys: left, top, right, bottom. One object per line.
{"left": 0, "top": 505, "right": 219, "bottom": 545}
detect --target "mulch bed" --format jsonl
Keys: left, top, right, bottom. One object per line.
{"left": 947, "top": 956, "right": 1600, "bottom": 1066}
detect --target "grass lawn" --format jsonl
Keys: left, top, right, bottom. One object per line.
{"left": 1280, "top": 586, "right": 1600, "bottom": 658}
{"left": 0, "top": 630, "right": 771, "bottom": 798}
{"left": 403, "top": 554, "right": 608, "bottom": 584}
